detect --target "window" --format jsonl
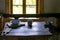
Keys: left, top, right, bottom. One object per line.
{"left": 5, "top": 0, "right": 44, "bottom": 14}
{"left": 13, "top": 0, "right": 23, "bottom": 14}
{"left": 26, "top": 0, "right": 36, "bottom": 14}
{"left": 12, "top": 0, "right": 36, "bottom": 14}
{"left": 5, "top": 0, "right": 44, "bottom": 21}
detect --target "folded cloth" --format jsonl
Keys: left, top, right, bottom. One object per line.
{"left": 10, "top": 19, "right": 20, "bottom": 24}
{"left": 1, "top": 28, "right": 12, "bottom": 35}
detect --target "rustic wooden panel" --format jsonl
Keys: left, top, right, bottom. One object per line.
{"left": 57, "top": 18, "right": 60, "bottom": 27}
{"left": 3, "top": 36, "right": 50, "bottom": 40}
{"left": 0, "top": 18, "right": 3, "bottom": 31}
{"left": 5, "top": 37, "right": 17, "bottom": 40}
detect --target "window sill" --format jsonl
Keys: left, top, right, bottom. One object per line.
{"left": 10, "top": 17, "right": 39, "bottom": 20}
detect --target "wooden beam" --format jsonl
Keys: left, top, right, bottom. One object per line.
{"left": 0, "top": 13, "right": 60, "bottom": 18}
{"left": 40, "top": 0, "right": 44, "bottom": 13}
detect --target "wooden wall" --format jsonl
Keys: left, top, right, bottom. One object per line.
{"left": 0, "top": 36, "right": 50, "bottom": 40}
{"left": 57, "top": 18, "right": 60, "bottom": 27}
{"left": 0, "top": 18, "right": 3, "bottom": 34}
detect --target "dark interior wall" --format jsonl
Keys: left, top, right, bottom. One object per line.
{"left": 0, "top": 0, "right": 5, "bottom": 13}
{"left": 44, "top": 0, "right": 60, "bottom": 13}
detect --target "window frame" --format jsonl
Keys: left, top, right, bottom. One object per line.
{"left": 12, "top": 0, "right": 37, "bottom": 14}
{"left": 5, "top": 0, "right": 44, "bottom": 22}
{"left": 5, "top": 0, "right": 44, "bottom": 14}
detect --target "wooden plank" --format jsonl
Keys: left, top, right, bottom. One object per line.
{"left": 0, "top": 13, "right": 60, "bottom": 17}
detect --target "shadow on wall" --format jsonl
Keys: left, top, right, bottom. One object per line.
{"left": 44, "top": 0, "right": 60, "bottom": 13}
